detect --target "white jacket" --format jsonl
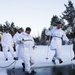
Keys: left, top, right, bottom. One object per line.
{"left": 1, "top": 32, "right": 13, "bottom": 47}
{"left": 17, "top": 32, "right": 34, "bottom": 47}
{"left": 45, "top": 28, "right": 69, "bottom": 50}
{"left": 17, "top": 32, "right": 35, "bottom": 58}
{"left": 13, "top": 32, "right": 21, "bottom": 45}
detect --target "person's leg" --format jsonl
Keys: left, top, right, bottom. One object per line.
{"left": 9, "top": 46, "right": 18, "bottom": 60}
{"left": 52, "top": 50, "right": 56, "bottom": 64}
{"left": 15, "top": 45, "right": 19, "bottom": 58}
{"left": 30, "top": 52, "right": 35, "bottom": 66}
{"left": 22, "top": 62, "right": 25, "bottom": 71}
{"left": 73, "top": 44, "right": 75, "bottom": 60}
{"left": 23, "top": 55, "right": 31, "bottom": 74}
{"left": 0, "top": 44, "right": 2, "bottom": 51}
{"left": 30, "top": 56, "right": 36, "bottom": 74}
{"left": 56, "top": 47, "right": 63, "bottom": 64}
{"left": 3, "top": 46, "right": 8, "bottom": 61}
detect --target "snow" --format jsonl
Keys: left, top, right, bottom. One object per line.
{"left": 34, "top": 44, "right": 74, "bottom": 63}
{"left": 0, "top": 44, "right": 74, "bottom": 75}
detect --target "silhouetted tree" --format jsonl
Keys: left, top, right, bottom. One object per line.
{"left": 62, "top": 1, "right": 75, "bottom": 38}
{"left": 0, "top": 21, "right": 23, "bottom": 36}
{"left": 0, "top": 24, "right": 3, "bottom": 32}
{"left": 40, "top": 28, "right": 47, "bottom": 45}
{"left": 51, "top": 15, "right": 60, "bottom": 26}
{"left": 33, "top": 36, "right": 41, "bottom": 45}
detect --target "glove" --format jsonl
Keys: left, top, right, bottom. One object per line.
{"left": 20, "top": 40, "right": 24, "bottom": 44}
{"left": 32, "top": 46, "right": 35, "bottom": 50}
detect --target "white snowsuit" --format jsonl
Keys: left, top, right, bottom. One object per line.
{"left": 45, "top": 27, "right": 69, "bottom": 60}
{"left": 1, "top": 32, "right": 16, "bottom": 60}
{"left": 13, "top": 32, "right": 21, "bottom": 57}
{"left": 17, "top": 32, "right": 35, "bottom": 73}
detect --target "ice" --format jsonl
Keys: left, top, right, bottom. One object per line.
{"left": 0, "top": 44, "right": 74, "bottom": 75}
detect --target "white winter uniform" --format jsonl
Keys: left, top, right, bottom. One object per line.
{"left": 45, "top": 27, "right": 69, "bottom": 60}
{"left": 13, "top": 32, "right": 21, "bottom": 57}
{"left": 17, "top": 32, "right": 35, "bottom": 73}
{"left": 1, "top": 32, "right": 15, "bottom": 59}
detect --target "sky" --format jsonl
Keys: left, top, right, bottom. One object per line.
{"left": 0, "top": 0, "right": 75, "bottom": 37}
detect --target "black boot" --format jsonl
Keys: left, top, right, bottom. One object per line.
{"left": 5, "top": 58, "right": 8, "bottom": 61}
{"left": 59, "top": 59, "right": 63, "bottom": 64}
{"left": 14, "top": 57, "right": 18, "bottom": 60}
{"left": 25, "top": 71, "right": 31, "bottom": 75}
{"left": 73, "top": 57, "right": 75, "bottom": 60}
{"left": 31, "top": 70, "right": 36, "bottom": 74}
{"left": 52, "top": 60, "right": 56, "bottom": 64}
{"left": 22, "top": 63, "right": 25, "bottom": 71}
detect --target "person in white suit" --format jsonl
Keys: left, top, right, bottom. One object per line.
{"left": 1, "top": 28, "right": 17, "bottom": 61}
{"left": 45, "top": 22, "right": 69, "bottom": 64}
{"left": 13, "top": 28, "right": 23, "bottom": 58}
{"left": 16, "top": 27, "right": 36, "bottom": 75}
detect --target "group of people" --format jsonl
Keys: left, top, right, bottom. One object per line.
{"left": 1, "top": 27, "right": 36, "bottom": 75}
{"left": 0, "top": 21, "right": 75, "bottom": 75}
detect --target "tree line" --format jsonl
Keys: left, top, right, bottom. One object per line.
{"left": 0, "top": 21, "right": 23, "bottom": 36}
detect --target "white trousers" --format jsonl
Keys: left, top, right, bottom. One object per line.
{"left": 15, "top": 45, "right": 19, "bottom": 57}
{"left": 18, "top": 47, "right": 35, "bottom": 73}
{"left": 52, "top": 47, "right": 61, "bottom": 60}
{"left": 3, "top": 45, "right": 15, "bottom": 59}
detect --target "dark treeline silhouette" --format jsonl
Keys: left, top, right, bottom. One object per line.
{"left": 0, "top": 21, "right": 23, "bottom": 36}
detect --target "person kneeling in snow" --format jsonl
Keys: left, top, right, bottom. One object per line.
{"left": 45, "top": 21, "right": 69, "bottom": 64}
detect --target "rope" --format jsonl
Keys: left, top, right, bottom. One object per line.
{"left": 0, "top": 60, "right": 16, "bottom": 68}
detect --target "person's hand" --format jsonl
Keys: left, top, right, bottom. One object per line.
{"left": 20, "top": 40, "right": 24, "bottom": 44}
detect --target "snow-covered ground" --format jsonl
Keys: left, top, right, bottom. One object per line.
{"left": 0, "top": 44, "right": 74, "bottom": 75}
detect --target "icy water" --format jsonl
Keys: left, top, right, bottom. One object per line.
{"left": 0, "top": 44, "right": 74, "bottom": 75}
{"left": 7, "top": 64, "right": 75, "bottom": 75}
